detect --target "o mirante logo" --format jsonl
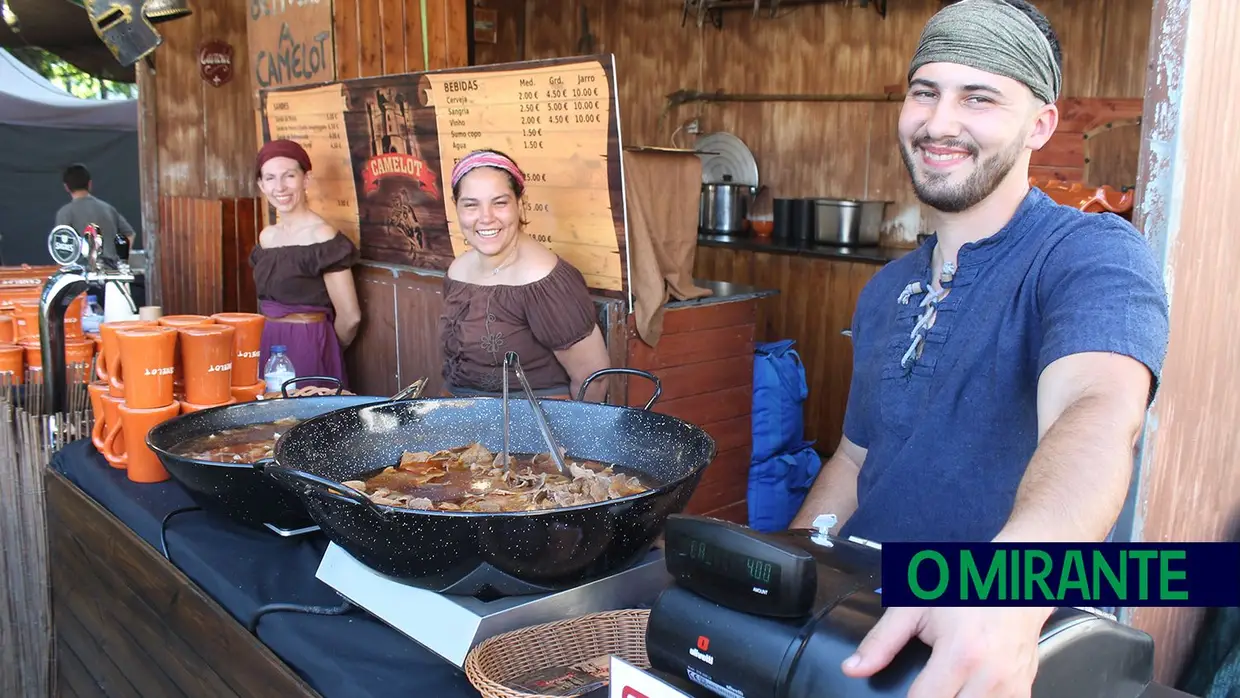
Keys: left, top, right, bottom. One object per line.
{"left": 880, "top": 542, "right": 1240, "bottom": 607}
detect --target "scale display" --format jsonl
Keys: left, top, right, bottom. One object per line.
{"left": 685, "top": 538, "right": 782, "bottom": 587}
{"left": 664, "top": 515, "right": 817, "bottom": 618}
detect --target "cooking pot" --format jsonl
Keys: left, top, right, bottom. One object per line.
{"left": 145, "top": 377, "right": 393, "bottom": 531}
{"left": 700, "top": 175, "right": 759, "bottom": 234}
{"left": 813, "top": 199, "right": 887, "bottom": 246}
{"left": 263, "top": 368, "right": 717, "bottom": 598}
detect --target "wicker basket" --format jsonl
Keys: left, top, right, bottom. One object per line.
{"left": 464, "top": 609, "right": 650, "bottom": 698}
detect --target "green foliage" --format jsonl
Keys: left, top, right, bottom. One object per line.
{"left": 8, "top": 46, "right": 138, "bottom": 100}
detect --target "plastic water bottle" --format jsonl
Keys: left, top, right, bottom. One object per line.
{"left": 264, "top": 345, "right": 297, "bottom": 395}
{"left": 81, "top": 295, "right": 103, "bottom": 334}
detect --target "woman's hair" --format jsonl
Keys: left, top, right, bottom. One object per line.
{"left": 450, "top": 149, "right": 526, "bottom": 201}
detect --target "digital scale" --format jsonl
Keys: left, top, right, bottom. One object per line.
{"left": 315, "top": 542, "right": 671, "bottom": 668}
{"left": 643, "top": 514, "right": 1197, "bottom": 698}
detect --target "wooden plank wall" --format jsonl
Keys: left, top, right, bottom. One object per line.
{"left": 221, "top": 198, "right": 263, "bottom": 315}
{"left": 518, "top": 0, "right": 1152, "bottom": 245}
{"left": 625, "top": 300, "right": 761, "bottom": 523}
{"left": 333, "top": 0, "right": 469, "bottom": 80}
{"left": 1126, "top": 0, "right": 1240, "bottom": 686}
{"left": 145, "top": 0, "right": 260, "bottom": 314}
{"left": 473, "top": 0, "right": 527, "bottom": 66}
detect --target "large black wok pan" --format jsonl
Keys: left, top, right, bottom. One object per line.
{"left": 145, "top": 377, "right": 397, "bottom": 532}
{"left": 264, "top": 369, "right": 717, "bottom": 598}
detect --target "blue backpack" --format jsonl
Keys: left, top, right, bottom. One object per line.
{"left": 748, "top": 443, "right": 822, "bottom": 533}
{"left": 747, "top": 340, "right": 821, "bottom": 532}
{"left": 750, "top": 339, "right": 809, "bottom": 464}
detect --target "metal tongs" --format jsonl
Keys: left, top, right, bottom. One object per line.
{"left": 392, "top": 377, "right": 428, "bottom": 401}
{"left": 501, "top": 351, "right": 567, "bottom": 474}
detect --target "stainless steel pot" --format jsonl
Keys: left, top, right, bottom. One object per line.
{"left": 813, "top": 199, "right": 887, "bottom": 246}
{"left": 700, "top": 175, "right": 758, "bottom": 234}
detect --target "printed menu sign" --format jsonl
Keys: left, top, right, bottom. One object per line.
{"left": 260, "top": 85, "right": 359, "bottom": 245}
{"left": 258, "top": 55, "right": 629, "bottom": 294}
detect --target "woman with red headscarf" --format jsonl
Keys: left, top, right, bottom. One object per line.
{"left": 439, "top": 149, "right": 610, "bottom": 402}
{"left": 250, "top": 139, "right": 361, "bottom": 390}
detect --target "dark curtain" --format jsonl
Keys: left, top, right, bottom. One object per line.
{"left": 0, "top": 124, "right": 140, "bottom": 266}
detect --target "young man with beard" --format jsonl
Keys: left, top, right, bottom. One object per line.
{"left": 788, "top": 0, "right": 1170, "bottom": 696}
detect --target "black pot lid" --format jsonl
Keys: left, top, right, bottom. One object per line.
{"left": 694, "top": 132, "right": 759, "bottom": 188}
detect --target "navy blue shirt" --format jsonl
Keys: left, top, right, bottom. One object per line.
{"left": 838, "top": 188, "right": 1170, "bottom": 543}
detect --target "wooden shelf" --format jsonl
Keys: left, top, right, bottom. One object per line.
{"left": 681, "top": 0, "right": 888, "bottom": 29}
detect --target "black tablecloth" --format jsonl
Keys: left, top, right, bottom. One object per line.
{"left": 50, "top": 438, "right": 481, "bottom": 698}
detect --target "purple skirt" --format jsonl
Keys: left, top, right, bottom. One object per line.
{"left": 259, "top": 299, "right": 349, "bottom": 392}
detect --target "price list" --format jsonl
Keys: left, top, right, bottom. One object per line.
{"left": 261, "top": 85, "right": 360, "bottom": 245}
{"left": 424, "top": 61, "right": 623, "bottom": 291}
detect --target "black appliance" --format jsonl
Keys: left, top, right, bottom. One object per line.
{"left": 645, "top": 515, "right": 1197, "bottom": 698}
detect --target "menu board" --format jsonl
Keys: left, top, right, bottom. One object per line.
{"left": 258, "top": 55, "right": 629, "bottom": 295}
{"left": 260, "top": 85, "right": 360, "bottom": 244}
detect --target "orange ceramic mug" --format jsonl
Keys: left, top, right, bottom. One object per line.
{"left": 12, "top": 299, "right": 39, "bottom": 341}
{"left": 0, "top": 344, "right": 23, "bottom": 384}
{"left": 100, "top": 320, "right": 154, "bottom": 397}
{"left": 209, "top": 313, "right": 266, "bottom": 386}
{"left": 19, "top": 337, "right": 40, "bottom": 370}
{"left": 114, "top": 326, "right": 178, "bottom": 409}
{"left": 178, "top": 325, "right": 235, "bottom": 405}
{"left": 158, "top": 315, "right": 214, "bottom": 392}
{"left": 0, "top": 315, "right": 14, "bottom": 344}
{"left": 180, "top": 397, "right": 238, "bottom": 414}
{"left": 99, "top": 392, "right": 128, "bottom": 468}
{"left": 63, "top": 294, "right": 85, "bottom": 339}
{"left": 64, "top": 337, "right": 95, "bottom": 371}
{"left": 88, "top": 382, "right": 109, "bottom": 451}
{"left": 230, "top": 380, "right": 267, "bottom": 403}
{"left": 112, "top": 401, "right": 179, "bottom": 483}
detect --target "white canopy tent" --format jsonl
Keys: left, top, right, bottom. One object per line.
{"left": 0, "top": 49, "right": 140, "bottom": 264}
{"left": 0, "top": 48, "right": 137, "bottom": 130}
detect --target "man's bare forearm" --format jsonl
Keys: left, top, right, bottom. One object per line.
{"left": 995, "top": 394, "right": 1143, "bottom": 544}
{"left": 788, "top": 451, "right": 861, "bottom": 530}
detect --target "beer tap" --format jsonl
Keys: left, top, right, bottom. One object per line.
{"left": 40, "top": 223, "right": 137, "bottom": 415}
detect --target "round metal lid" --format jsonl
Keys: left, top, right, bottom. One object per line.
{"left": 48, "top": 225, "right": 85, "bottom": 267}
{"left": 694, "top": 132, "right": 759, "bottom": 187}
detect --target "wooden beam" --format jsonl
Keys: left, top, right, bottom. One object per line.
{"left": 136, "top": 58, "right": 161, "bottom": 308}
{"left": 1123, "top": 0, "right": 1240, "bottom": 687}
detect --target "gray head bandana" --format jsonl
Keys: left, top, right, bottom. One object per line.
{"left": 907, "top": 0, "right": 1062, "bottom": 104}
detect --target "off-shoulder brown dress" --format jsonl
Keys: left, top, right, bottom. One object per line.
{"left": 439, "top": 257, "right": 599, "bottom": 396}
{"left": 249, "top": 234, "right": 358, "bottom": 389}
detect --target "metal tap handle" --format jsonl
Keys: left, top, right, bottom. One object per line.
{"left": 114, "top": 232, "right": 130, "bottom": 263}
{"left": 83, "top": 224, "right": 102, "bottom": 271}
{"left": 504, "top": 351, "right": 568, "bottom": 474}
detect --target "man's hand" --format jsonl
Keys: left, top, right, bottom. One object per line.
{"left": 842, "top": 605, "right": 1053, "bottom": 698}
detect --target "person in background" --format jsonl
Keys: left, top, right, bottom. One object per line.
{"left": 55, "top": 162, "right": 147, "bottom": 308}
{"left": 55, "top": 163, "right": 137, "bottom": 263}
{"left": 250, "top": 139, "right": 361, "bottom": 390}
{"left": 788, "top": 0, "right": 1170, "bottom": 696}
{"left": 438, "top": 149, "right": 610, "bottom": 402}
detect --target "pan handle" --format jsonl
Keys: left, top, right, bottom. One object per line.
{"left": 262, "top": 462, "right": 385, "bottom": 517}
{"left": 281, "top": 376, "right": 344, "bottom": 398}
{"left": 578, "top": 368, "right": 662, "bottom": 410}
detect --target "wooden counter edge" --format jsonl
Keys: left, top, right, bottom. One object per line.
{"left": 46, "top": 467, "right": 322, "bottom": 698}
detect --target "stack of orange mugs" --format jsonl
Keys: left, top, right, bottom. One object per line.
{"left": 88, "top": 311, "right": 266, "bottom": 484}
{"left": 0, "top": 294, "right": 97, "bottom": 383}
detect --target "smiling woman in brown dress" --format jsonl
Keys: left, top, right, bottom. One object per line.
{"left": 438, "top": 149, "right": 610, "bottom": 401}
{"left": 250, "top": 139, "right": 362, "bottom": 390}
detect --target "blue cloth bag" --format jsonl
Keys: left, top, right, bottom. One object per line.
{"left": 750, "top": 339, "right": 809, "bottom": 464}
{"left": 748, "top": 443, "right": 823, "bottom": 533}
